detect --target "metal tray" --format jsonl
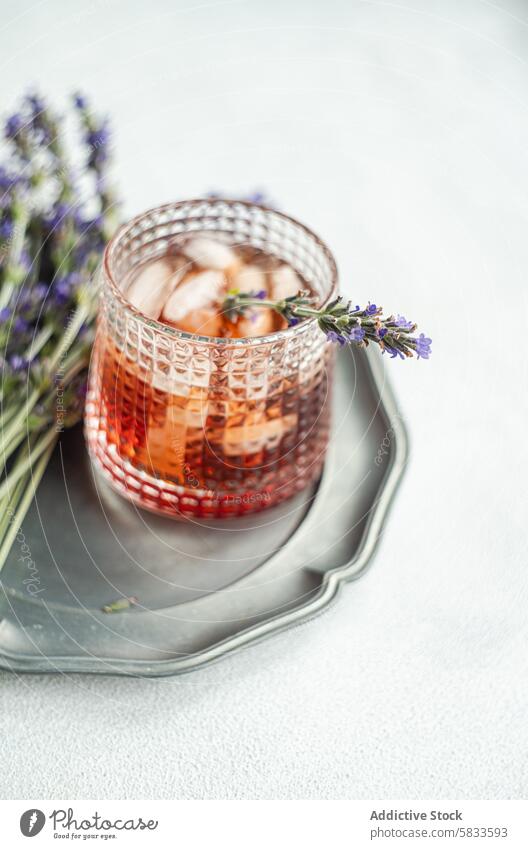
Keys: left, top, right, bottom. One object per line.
{"left": 0, "top": 346, "right": 408, "bottom": 676}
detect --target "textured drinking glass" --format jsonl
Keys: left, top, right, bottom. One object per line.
{"left": 85, "top": 199, "right": 338, "bottom": 518}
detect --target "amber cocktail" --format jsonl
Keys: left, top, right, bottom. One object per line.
{"left": 85, "top": 199, "right": 337, "bottom": 518}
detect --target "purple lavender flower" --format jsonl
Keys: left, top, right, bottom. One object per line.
{"left": 26, "top": 93, "right": 45, "bottom": 115}
{"left": 13, "top": 316, "right": 29, "bottom": 334}
{"left": 348, "top": 325, "right": 365, "bottom": 342}
{"left": 4, "top": 113, "right": 24, "bottom": 139}
{"left": 207, "top": 189, "right": 277, "bottom": 208}
{"left": 247, "top": 191, "right": 265, "bottom": 204}
{"left": 366, "top": 303, "right": 378, "bottom": 315}
{"left": 86, "top": 122, "right": 110, "bottom": 168}
{"left": 53, "top": 274, "right": 76, "bottom": 304}
{"left": 73, "top": 92, "right": 87, "bottom": 110}
{"left": 414, "top": 333, "right": 432, "bottom": 359}
{"left": 25, "top": 93, "right": 51, "bottom": 142}
{"left": 0, "top": 167, "right": 25, "bottom": 197}
{"left": 85, "top": 213, "right": 104, "bottom": 231}
{"left": 86, "top": 127, "right": 109, "bottom": 149}
{"left": 34, "top": 283, "right": 48, "bottom": 301}
{"left": 0, "top": 218, "right": 13, "bottom": 239}
{"left": 45, "top": 203, "right": 72, "bottom": 232}
{"left": 0, "top": 307, "right": 11, "bottom": 321}
{"left": 16, "top": 283, "right": 48, "bottom": 315}
{"left": 326, "top": 330, "right": 347, "bottom": 346}
{"left": 19, "top": 248, "right": 32, "bottom": 272}
{"left": 0, "top": 167, "right": 12, "bottom": 191}
{"left": 383, "top": 345, "right": 405, "bottom": 359}
{"left": 74, "top": 239, "right": 98, "bottom": 265}
{"left": 9, "top": 353, "right": 26, "bottom": 371}
{"left": 395, "top": 314, "right": 414, "bottom": 330}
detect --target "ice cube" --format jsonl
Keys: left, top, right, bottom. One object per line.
{"left": 271, "top": 264, "right": 302, "bottom": 300}
{"left": 162, "top": 269, "right": 225, "bottom": 335}
{"left": 144, "top": 395, "right": 209, "bottom": 477}
{"left": 182, "top": 236, "right": 239, "bottom": 271}
{"left": 224, "top": 263, "right": 272, "bottom": 336}
{"left": 178, "top": 309, "right": 222, "bottom": 337}
{"left": 230, "top": 309, "right": 275, "bottom": 338}
{"left": 153, "top": 363, "right": 211, "bottom": 394}
{"left": 231, "top": 263, "right": 267, "bottom": 296}
{"left": 125, "top": 257, "right": 185, "bottom": 319}
{"left": 223, "top": 413, "right": 297, "bottom": 456}
{"left": 166, "top": 394, "right": 209, "bottom": 429}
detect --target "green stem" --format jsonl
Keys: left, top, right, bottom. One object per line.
{"left": 0, "top": 300, "right": 89, "bottom": 448}
{"left": 0, "top": 385, "right": 41, "bottom": 451}
{"left": 24, "top": 324, "right": 54, "bottom": 361}
{"left": 0, "top": 427, "right": 57, "bottom": 502}
{"left": 0, "top": 201, "right": 30, "bottom": 310}
{"left": 47, "top": 299, "right": 90, "bottom": 373}
{"left": 0, "top": 434, "right": 57, "bottom": 573}
{"left": 0, "top": 400, "right": 21, "bottom": 430}
{"left": 290, "top": 306, "right": 321, "bottom": 318}
{"left": 0, "top": 476, "right": 25, "bottom": 546}
{"left": 231, "top": 298, "right": 322, "bottom": 318}
{"left": 0, "top": 427, "right": 28, "bottom": 472}
{"left": 59, "top": 346, "right": 90, "bottom": 381}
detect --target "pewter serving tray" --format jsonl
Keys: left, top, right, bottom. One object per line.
{"left": 0, "top": 347, "right": 408, "bottom": 676}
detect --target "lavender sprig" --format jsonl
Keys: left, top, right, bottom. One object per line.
{"left": 207, "top": 188, "right": 277, "bottom": 208}
{"left": 223, "top": 290, "right": 432, "bottom": 360}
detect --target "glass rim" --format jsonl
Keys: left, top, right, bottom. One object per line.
{"left": 103, "top": 197, "right": 339, "bottom": 347}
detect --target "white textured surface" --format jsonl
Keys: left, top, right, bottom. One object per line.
{"left": 1, "top": 0, "right": 527, "bottom": 799}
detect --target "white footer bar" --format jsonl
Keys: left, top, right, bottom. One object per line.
{"left": 1, "top": 800, "right": 527, "bottom": 848}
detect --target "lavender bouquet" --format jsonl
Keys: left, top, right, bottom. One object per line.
{"left": 0, "top": 93, "right": 117, "bottom": 571}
